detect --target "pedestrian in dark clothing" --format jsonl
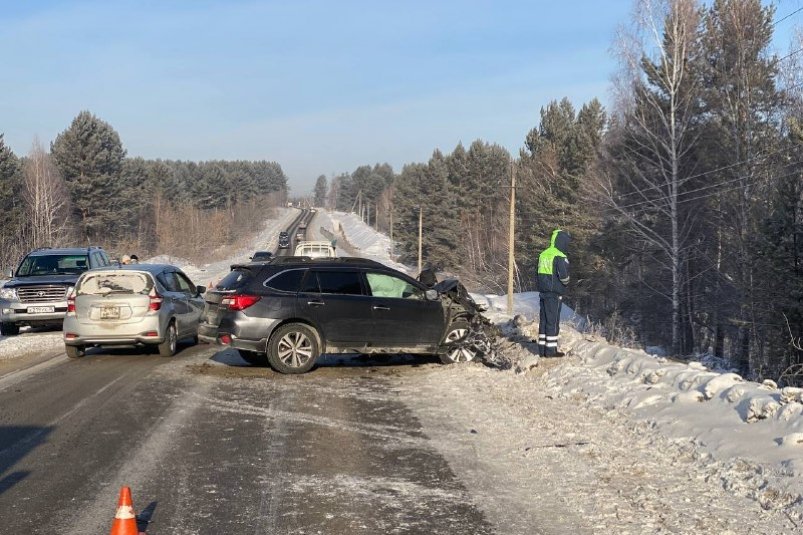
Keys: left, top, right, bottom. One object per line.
{"left": 536, "top": 229, "right": 570, "bottom": 357}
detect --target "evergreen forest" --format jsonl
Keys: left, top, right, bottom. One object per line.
{"left": 320, "top": 0, "right": 803, "bottom": 382}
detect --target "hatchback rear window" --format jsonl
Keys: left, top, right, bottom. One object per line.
{"left": 77, "top": 272, "right": 153, "bottom": 295}
{"left": 217, "top": 268, "right": 253, "bottom": 290}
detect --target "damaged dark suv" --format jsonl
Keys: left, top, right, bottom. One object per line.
{"left": 198, "top": 257, "right": 485, "bottom": 373}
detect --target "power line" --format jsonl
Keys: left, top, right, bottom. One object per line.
{"left": 774, "top": 6, "right": 803, "bottom": 26}
{"left": 611, "top": 148, "right": 801, "bottom": 211}
{"left": 611, "top": 143, "right": 789, "bottom": 201}
{"left": 618, "top": 165, "right": 803, "bottom": 218}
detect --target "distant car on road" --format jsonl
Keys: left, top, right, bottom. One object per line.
{"left": 198, "top": 257, "right": 488, "bottom": 374}
{"left": 62, "top": 264, "right": 205, "bottom": 358}
{"left": 249, "top": 251, "right": 273, "bottom": 262}
{"left": 293, "top": 241, "right": 336, "bottom": 258}
{"left": 0, "top": 246, "right": 111, "bottom": 336}
{"left": 278, "top": 232, "right": 291, "bottom": 249}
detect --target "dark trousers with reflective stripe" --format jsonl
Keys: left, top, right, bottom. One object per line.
{"left": 538, "top": 293, "right": 562, "bottom": 356}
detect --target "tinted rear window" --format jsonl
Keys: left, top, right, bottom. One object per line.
{"left": 265, "top": 269, "right": 304, "bottom": 292}
{"left": 217, "top": 268, "right": 253, "bottom": 291}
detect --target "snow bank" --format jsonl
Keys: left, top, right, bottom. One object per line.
{"left": 326, "top": 211, "right": 409, "bottom": 273}
{"left": 530, "top": 325, "right": 803, "bottom": 513}
{"left": 0, "top": 332, "right": 62, "bottom": 360}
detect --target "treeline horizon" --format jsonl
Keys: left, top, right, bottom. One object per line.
{"left": 316, "top": 0, "right": 803, "bottom": 383}
{"left": 0, "top": 111, "right": 288, "bottom": 267}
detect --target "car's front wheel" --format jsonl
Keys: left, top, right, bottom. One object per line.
{"left": 65, "top": 345, "right": 85, "bottom": 359}
{"left": 1, "top": 322, "right": 19, "bottom": 336}
{"left": 158, "top": 322, "right": 177, "bottom": 357}
{"left": 440, "top": 319, "right": 480, "bottom": 364}
{"left": 267, "top": 323, "right": 319, "bottom": 374}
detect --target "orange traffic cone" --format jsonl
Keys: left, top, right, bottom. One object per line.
{"left": 109, "top": 486, "right": 144, "bottom": 535}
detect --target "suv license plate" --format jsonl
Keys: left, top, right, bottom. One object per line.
{"left": 27, "top": 306, "right": 55, "bottom": 314}
{"left": 100, "top": 307, "right": 120, "bottom": 320}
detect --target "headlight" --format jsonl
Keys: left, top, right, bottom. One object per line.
{"left": 0, "top": 287, "right": 17, "bottom": 300}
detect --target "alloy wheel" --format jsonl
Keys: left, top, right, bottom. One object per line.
{"left": 277, "top": 331, "right": 313, "bottom": 369}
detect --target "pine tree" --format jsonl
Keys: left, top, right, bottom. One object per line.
{"left": 0, "top": 134, "right": 24, "bottom": 269}
{"left": 313, "top": 175, "right": 328, "bottom": 207}
{"left": 699, "top": 0, "right": 782, "bottom": 374}
{"left": 51, "top": 111, "right": 127, "bottom": 242}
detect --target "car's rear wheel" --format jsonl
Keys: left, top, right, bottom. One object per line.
{"left": 158, "top": 322, "right": 177, "bottom": 357}
{"left": 267, "top": 323, "right": 319, "bottom": 374}
{"left": 1, "top": 322, "right": 19, "bottom": 336}
{"left": 65, "top": 344, "right": 85, "bottom": 359}
{"left": 237, "top": 349, "right": 266, "bottom": 366}
{"left": 440, "top": 319, "right": 479, "bottom": 364}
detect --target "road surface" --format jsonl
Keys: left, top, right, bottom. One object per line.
{"left": 0, "top": 343, "right": 497, "bottom": 534}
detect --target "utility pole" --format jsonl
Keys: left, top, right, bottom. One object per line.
{"left": 375, "top": 202, "right": 379, "bottom": 230}
{"left": 390, "top": 206, "right": 394, "bottom": 242}
{"left": 507, "top": 163, "right": 516, "bottom": 316}
{"left": 418, "top": 206, "right": 423, "bottom": 275}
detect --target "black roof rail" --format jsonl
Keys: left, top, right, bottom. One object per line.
{"left": 32, "top": 247, "right": 52, "bottom": 251}
{"left": 311, "top": 257, "right": 384, "bottom": 266}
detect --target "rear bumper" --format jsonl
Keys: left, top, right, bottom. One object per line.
{"left": 198, "top": 315, "right": 280, "bottom": 353}
{"left": 62, "top": 316, "right": 165, "bottom": 346}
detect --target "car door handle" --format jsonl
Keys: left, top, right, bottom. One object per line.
{"left": 372, "top": 305, "right": 390, "bottom": 311}
{"left": 307, "top": 301, "right": 325, "bottom": 307}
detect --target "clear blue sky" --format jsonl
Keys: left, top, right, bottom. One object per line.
{"left": 1, "top": 0, "right": 799, "bottom": 193}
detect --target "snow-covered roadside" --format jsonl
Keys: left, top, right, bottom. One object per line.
{"left": 540, "top": 325, "right": 803, "bottom": 517}
{"left": 0, "top": 332, "right": 63, "bottom": 360}
{"left": 326, "top": 207, "right": 803, "bottom": 529}
{"left": 149, "top": 207, "right": 299, "bottom": 287}
{"left": 326, "top": 211, "right": 409, "bottom": 273}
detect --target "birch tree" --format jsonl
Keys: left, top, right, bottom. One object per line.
{"left": 601, "top": 0, "right": 704, "bottom": 354}
{"left": 22, "top": 138, "right": 72, "bottom": 248}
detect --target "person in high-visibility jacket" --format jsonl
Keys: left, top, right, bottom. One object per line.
{"left": 536, "top": 229, "right": 570, "bottom": 357}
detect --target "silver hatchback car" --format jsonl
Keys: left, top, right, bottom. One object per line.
{"left": 62, "top": 264, "right": 205, "bottom": 358}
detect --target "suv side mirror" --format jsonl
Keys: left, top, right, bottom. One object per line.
{"left": 196, "top": 285, "right": 207, "bottom": 296}
{"left": 425, "top": 289, "right": 439, "bottom": 301}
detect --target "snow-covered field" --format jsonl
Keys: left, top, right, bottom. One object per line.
{"left": 328, "top": 208, "right": 803, "bottom": 531}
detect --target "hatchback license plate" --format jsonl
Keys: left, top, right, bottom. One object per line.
{"left": 100, "top": 307, "right": 120, "bottom": 320}
{"left": 27, "top": 306, "right": 55, "bottom": 314}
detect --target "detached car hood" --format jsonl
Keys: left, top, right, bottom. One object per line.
{"left": 4, "top": 274, "right": 79, "bottom": 288}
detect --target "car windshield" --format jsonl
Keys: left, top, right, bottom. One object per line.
{"left": 16, "top": 254, "right": 89, "bottom": 276}
{"left": 76, "top": 272, "right": 153, "bottom": 295}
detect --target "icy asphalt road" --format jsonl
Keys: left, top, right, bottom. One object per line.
{"left": 0, "top": 345, "right": 500, "bottom": 534}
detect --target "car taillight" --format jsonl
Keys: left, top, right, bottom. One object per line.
{"left": 221, "top": 294, "right": 260, "bottom": 311}
{"left": 67, "top": 292, "right": 76, "bottom": 313}
{"left": 149, "top": 288, "right": 163, "bottom": 311}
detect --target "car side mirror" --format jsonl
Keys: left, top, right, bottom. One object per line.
{"left": 196, "top": 285, "right": 207, "bottom": 295}
{"left": 425, "top": 289, "right": 439, "bottom": 301}
{"left": 5, "top": 269, "right": 12, "bottom": 278}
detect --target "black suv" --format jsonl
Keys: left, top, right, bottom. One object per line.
{"left": 198, "top": 257, "right": 477, "bottom": 373}
{"left": 0, "top": 246, "right": 111, "bottom": 335}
